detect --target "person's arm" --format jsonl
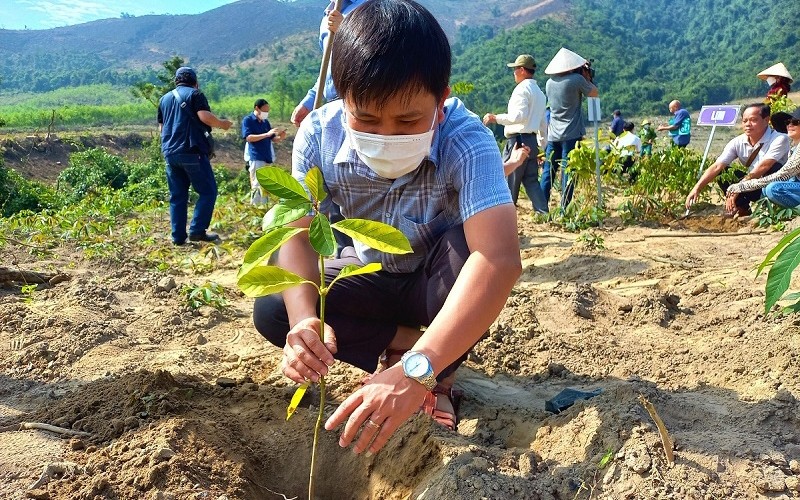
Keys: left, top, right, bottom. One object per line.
{"left": 325, "top": 205, "right": 522, "bottom": 454}
{"left": 275, "top": 116, "right": 336, "bottom": 384}
{"left": 686, "top": 160, "right": 728, "bottom": 208}
{"left": 197, "top": 110, "right": 232, "bottom": 130}
{"left": 728, "top": 148, "right": 800, "bottom": 194}
{"left": 503, "top": 143, "right": 530, "bottom": 176}
{"left": 246, "top": 128, "right": 284, "bottom": 143}
{"left": 580, "top": 74, "right": 599, "bottom": 97}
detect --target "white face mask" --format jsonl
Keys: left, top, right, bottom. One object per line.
{"left": 259, "top": 110, "right": 269, "bottom": 120}
{"left": 347, "top": 110, "right": 438, "bottom": 179}
{"left": 767, "top": 76, "right": 777, "bottom": 86}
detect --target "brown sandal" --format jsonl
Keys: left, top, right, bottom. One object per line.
{"left": 361, "top": 348, "right": 408, "bottom": 385}
{"left": 421, "top": 384, "right": 463, "bottom": 431}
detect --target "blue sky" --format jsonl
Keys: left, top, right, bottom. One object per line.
{"left": 0, "top": 0, "right": 239, "bottom": 30}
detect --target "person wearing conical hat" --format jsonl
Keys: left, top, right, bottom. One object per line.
{"left": 758, "top": 62, "right": 793, "bottom": 100}
{"left": 542, "top": 47, "right": 598, "bottom": 209}
{"left": 638, "top": 119, "right": 656, "bottom": 156}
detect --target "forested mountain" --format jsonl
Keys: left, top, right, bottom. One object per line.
{"left": 1, "top": 0, "right": 798, "bottom": 117}
{"left": 453, "top": 0, "right": 800, "bottom": 115}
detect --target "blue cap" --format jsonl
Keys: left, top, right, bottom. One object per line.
{"left": 174, "top": 67, "right": 197, "bottom": 84}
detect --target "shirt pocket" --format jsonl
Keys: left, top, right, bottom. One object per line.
{"left": 399, "top": 210, "right": 449, "bottom": 255}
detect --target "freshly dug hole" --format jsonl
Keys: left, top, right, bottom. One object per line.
{"left": 27, "top": 370, "right": 443, "bottom": 499}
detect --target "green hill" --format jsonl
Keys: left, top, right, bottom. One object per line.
{"left": 454, "top": 0, "right": 800, "bottom": 116}
{"left": 0, "top": 0, "right": 798, "bottom": 120}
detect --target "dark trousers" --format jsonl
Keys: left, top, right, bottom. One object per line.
{"left": 503, "top": 134, "right": 547, "bottom": 212}
{"left": 253, "top": 225, "right": 472, "bottom": 380}
{"left": 718, "top": 162, "right": 782, "bottom": 213}
{"left": 165, "top": 153, "right": 217, "bottom": 244}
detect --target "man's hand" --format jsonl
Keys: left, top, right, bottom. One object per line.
{"left": 725, "top": 192, "right": 739, "bottom": 214}
{"left": 482, "top": 113, "right": 496, "bottom": 126}
{"left": 506, "top": 144, "right": 530, "bottom": 170}
{"left": 325, "top": 366, "right": 428, "bottom": 454}
{"left": 219, "top": 119, "right": 233, "bottom": 131}
{"left": 282, "top": 317, "right": 337, "bottom": 384}
{"left": 291, "top": 104, "right": 311, "bottom": 127}
{"left": 327, "top": 10, "right": 343, "bottom": 32}
{"left": 269, "top": 127, "right": 287, "bottom": 143}
{"left": 685, "top": 188, "right": 699, "bottom": 210}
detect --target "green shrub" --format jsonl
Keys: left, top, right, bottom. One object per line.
{"left": 619, "top": 146, "right": 705, "bottom": 221}
{"left": 58, "top": 148, "right": 128, "bottom": 203}
{"left": 0, "top": 159, "right": 59, "bottom": 217}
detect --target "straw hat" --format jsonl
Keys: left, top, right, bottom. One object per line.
{"left": 544, "top": 47, "right": 587, "bottom": 75}
{"left": 757, "top": 62, "right": 793, "bottom": 83}
{"left": 641, "top": 119, "right": 651, "bottom": 126}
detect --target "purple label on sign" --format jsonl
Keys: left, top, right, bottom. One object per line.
{"left": 697, "top": 105, "right": 740, "bottom": 127}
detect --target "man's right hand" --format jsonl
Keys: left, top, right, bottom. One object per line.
{"left": 685, "top": 188, "right": 699, "bottom": 210}
{"left": 219, "top": 119, "right": 233, "bottom": 131}
{"left": 282, "top": 317, "right": 337, "bottom": 384}
{"left": 291, "top": 104, "right": 311, "bottom": 127}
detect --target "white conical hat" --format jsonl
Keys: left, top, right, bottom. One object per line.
{"left": 757, "top": 62, "right": 793, "bottom": 83}
{"left": 544, "top": 47, "right": 587, "bottom": 75}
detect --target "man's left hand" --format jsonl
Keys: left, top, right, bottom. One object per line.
{"left": 324, "top": 366, "right": 428, "bottom": 454}
{"left": 482, "top": 113, "right": 496, "bottom": 126}
{"left": 725, "top": 192, "right": 739, "bottom": 213}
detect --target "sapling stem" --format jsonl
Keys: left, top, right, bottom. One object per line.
{"left": 308, "top": 254, "right": 327, "bottom": 500}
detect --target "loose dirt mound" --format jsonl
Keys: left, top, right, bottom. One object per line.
{"left": 2, "top": 206, "right": 800, "bottom": 499}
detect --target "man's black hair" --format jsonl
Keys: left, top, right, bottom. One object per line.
{"left": 744, "top": 103, "right": 771, "bottom": 119}
{"left": 331, "top": 0, "right": 451, "bottom": 109}
{"left": 623, "top": 121, "right": 634, "bottom": 132}
{"left": 254, "top": 98, "right": 269, "bottom": 108}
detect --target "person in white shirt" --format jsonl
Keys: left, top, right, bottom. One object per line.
{"left": 613, "top": 121, "right": 642, "bottom": 182}
{"left": 483, "top": 54, "right": 548, "bottom": 212}
{"left": 726, "top": 107, "right": 800, "bottom": 210}
{"left": 686, "top": 103, "right": 790, "bottom": 216}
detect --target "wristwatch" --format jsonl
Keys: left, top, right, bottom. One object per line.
{"left": 400, "top": 351, "right": 437, "bottom": 390}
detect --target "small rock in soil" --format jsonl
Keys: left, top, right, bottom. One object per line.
{"left": 155, "top": 277, "right": 177, "bottom": 293}
{"left": 216, "top": 377, "right": 237, "bottom": 388}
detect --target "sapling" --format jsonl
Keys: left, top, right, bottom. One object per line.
{"left": 237, "top": 166, "right": 411, "bottom": 500}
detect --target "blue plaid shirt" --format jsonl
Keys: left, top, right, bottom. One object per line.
{"left": 292, "top": 97, "right": 512, "bottom": 273}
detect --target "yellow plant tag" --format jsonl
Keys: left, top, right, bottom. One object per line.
{"left": 287, "top": 382, "right": 310, "bottom": 420}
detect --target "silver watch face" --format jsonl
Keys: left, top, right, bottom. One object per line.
{"left": 404, "top": 352, "right": 431, "bottom": 377}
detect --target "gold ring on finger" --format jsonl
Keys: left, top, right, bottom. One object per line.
{"left": 366, "top": 419, "right": 381, "bottom": 430}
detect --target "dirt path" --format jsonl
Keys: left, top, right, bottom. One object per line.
{"left": 2, "top": 207, "right": 800, "bottom": 499}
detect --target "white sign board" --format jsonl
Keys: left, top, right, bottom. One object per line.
{"left": 587, "top": 97, "right": 601, "bottom": 122}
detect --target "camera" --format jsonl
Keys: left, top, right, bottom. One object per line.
{"left": 583, "top": 59, "right": 596, "bottom": 82}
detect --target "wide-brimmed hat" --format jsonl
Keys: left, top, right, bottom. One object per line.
{"left": 641, "top": 119, "right": 651, "bottom": 126}
{"left": 544, "top": 47, "right": 587, "bottom": 75}
{"left": 507, "top": 54, "right": 536, "bottom": 71}
{"left": 758, "top": 62, "right": 794, "bottom": 83}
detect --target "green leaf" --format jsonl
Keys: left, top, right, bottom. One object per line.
{"left": 781, "top": 299, "right": 800, "bottom": 315}
{"left": 309, "top": 213, "right": 336, "bottom": 257}
{"left": 238, "top": 227, "right": 305, "bottom": 278}
{"left": 328, "top": 262, "right": 382, "bottom": 290}
{"left": 304, "top": 167, "right": 328, "bottom": 203}
{"left": 765, "top": 237, "right": 800, "bottom": 314}
{"left": 756, "top": 226, "right": 800, "bottom": 277}
{"left": 237, "top": 266, "right": 316, "bottom": 298}
{"left": 333, "top": 219, "right": 412, "bottom": 254}
{"left": 262, "top": 200, "right": 312, "bottom": 232}
{"left": 287, "top": 383, "right": 310, "bottom": 420}
{"left": 256, "top": 166, "right": 310, "bottom": 202}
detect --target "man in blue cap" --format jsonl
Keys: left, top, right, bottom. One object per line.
{"left": 158, "top": 67, "right": 232, "bottom": 245}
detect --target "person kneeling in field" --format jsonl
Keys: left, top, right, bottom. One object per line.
{"left": 252, "top": 0, "right": 521, "bottom": 454}
{"left": 686, "top": 103, "right": 790, "bottom": 216}
{"left": 726, "top": 107, "right": 800, "bottom": 210}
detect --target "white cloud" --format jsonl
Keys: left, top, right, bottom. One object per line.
{"left": 20, "top": 0, "right": 118, "bottom": 28}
